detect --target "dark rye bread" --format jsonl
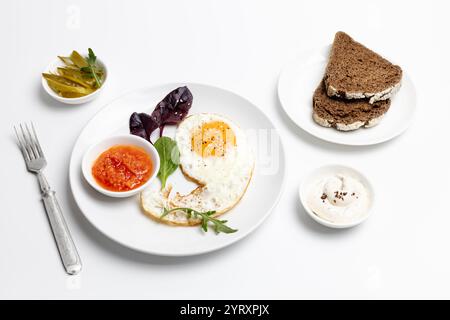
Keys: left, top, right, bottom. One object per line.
{"left": 324, "top": 32, "right": 402, "bottom": 104}
{"left": 313, "top": 80, "right": 391, "bottom": 131}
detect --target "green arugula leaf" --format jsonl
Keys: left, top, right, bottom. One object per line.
{"left": 80, "top": 48, "right": 102, "bottom": 88}
{"left": 87, "top": 48, "right": 97, "bottom": 65}
{"left": 161, "top": 207, "right": 238, "bottom": 234}
{"left": 154, "top": 137, "right": 180, "bottom": 189}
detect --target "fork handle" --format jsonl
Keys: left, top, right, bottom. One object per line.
{"left": 40, "top": 181, "right": 82, "bottom": 275}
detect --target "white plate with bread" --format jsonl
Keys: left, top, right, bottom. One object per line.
{"left": 278, "top": 32, "right": 416, "bottom": 146}
{"left": 69, "top": 83, "right": 285, "bottom": 256}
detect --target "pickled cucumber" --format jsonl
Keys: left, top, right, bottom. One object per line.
{"left": 44, "top": 77, "right": 94, "bottom": 95}
{"left": 43, "top": 49, "right": 104, "bottom": 98}
{"left": 56, "top": 68, "right": 94, "bottom": 88}
{"left": 70, "top": 51, "right": 88, "bottom": 68}
{"left": 57, "top": 56, "right": 73, "bottom": 66}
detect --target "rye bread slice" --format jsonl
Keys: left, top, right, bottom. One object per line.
{"left": 313, "top": 80, "right": 391, "bottom": 131}
{"left": 324, "top": 31, "right": 402, "bottom": 104}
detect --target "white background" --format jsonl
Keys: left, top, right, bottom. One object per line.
{"left": 1, "top": 0, "right": 450, "bottom": 299}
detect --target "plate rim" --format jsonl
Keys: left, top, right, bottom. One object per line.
{"left": 277, "top": 46, "right": 416, "bottom": 146}
{"left": 69, "top": 82, "right": 286, "bottom": 256}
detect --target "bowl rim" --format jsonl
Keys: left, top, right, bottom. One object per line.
{"left": 81, "top": 134, "right": 160, "bottom": 198}
{"left": 299, "top": 164, "right": 374, "bottom": 229}
{"left": 41, "top": 53, "right": 108, "bottom": 104}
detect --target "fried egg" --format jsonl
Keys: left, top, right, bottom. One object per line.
{"left": 141, "top": 113, "right": 254, "bottom": 226}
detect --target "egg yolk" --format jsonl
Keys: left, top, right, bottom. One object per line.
{"left": 191, "top": 121, "right": 236, "bottom": 157}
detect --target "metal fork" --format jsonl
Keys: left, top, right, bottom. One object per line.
{"left": 14, "top": 123, "right": 82, "bottom": 275}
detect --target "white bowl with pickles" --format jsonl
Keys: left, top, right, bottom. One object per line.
{"left": 42, "top": 48, "right": 107, "bottom": 105}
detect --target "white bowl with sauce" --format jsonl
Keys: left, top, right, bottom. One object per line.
{"left": 82, "top": 135, "right": 160, "bottom": 198}
{"left": 299, "top": 164, "right": 374, "bottom": 228}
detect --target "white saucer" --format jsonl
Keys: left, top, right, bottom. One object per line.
{"left": 278, "top": 46, "right": 416, "bottom": 146}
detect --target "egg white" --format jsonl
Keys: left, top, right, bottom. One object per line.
{"left": 140, "top": 113, "right": 254, "bottom": 226}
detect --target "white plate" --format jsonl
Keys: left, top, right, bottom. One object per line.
{"left": 69, "top": 83, "right": 285, "bottom": 256}
{"left": 278, "top": 46, "right": 417, "bottom": 146}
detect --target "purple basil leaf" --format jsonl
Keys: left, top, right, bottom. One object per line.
{"left": 129, "top": 112, "right": 147, "bottom": 140}
{"left": 129, "top": 86, "right": 193, "bottom": 140}
{"left": 129, "top": 112, "right": 159, "bottom": 142}
{"left": 157, "top": 86, "right": 193, "bottom": 127}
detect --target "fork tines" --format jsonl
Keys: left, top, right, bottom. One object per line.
{"left": 14, "top": 122, "right": 44, "bottom": 161}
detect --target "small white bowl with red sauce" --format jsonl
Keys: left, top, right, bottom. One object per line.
{"left": 82, "top": 135, "right": 160, "bottom": 198}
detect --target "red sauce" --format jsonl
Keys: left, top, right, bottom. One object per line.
{"left": 92, "top": 145, "right": 153, "bottom": 192}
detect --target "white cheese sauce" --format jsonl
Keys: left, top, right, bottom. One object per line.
{"left": 307, "top": 174, "right": 370, "bottom": 223}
